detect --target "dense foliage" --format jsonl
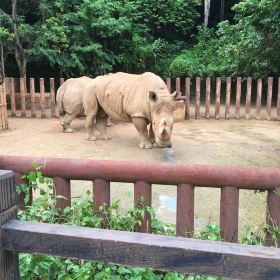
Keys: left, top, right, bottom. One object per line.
{"left": 0, "top": 0, "right": 279, "bottom": 78}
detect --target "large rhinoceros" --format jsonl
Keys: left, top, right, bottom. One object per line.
{"left": 56, "top": 76, "right": 112, "bottom": 133}
{"left": 83, "top": 72, "right": 178, "bottom": 148}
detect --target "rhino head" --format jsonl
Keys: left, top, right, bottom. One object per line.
{"left": 149, "top": 90, "right": 178, "bottom": 148}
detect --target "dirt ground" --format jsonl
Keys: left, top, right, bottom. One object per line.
{"left": 1, "top": 116, "right": 280, "bottom": 237}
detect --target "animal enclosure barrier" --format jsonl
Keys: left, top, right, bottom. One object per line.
{"left": 0, "top": 155, "right": 279, "bottom": 246}
{"left": 4, "top": 76, "right": 280, "bottom": 121}
{"left": 0, "top": 84, "right": 8, "bottom": 130}
{"left": 0, "top": 162, "right": 280, "bottom": 279}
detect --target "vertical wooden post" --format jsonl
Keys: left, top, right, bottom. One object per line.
{"left": 176, "top": 184, "right": 194, "bottom": 237}
{"left": 220, "top": 186, "right": 239, "bottom": 243}
{"left": 205, "top": 77, "right": 211, "bottom": 119}
{"left": 185, "top": 78, "right": 190, "bottom": 120}
{"left": 176, "top": 77, "right": 180, "bottom": 94}
{"left": 195, "top": 77, "right": 200, "bottom": 119}
{"left": 277, "top": 77, "right": 280, "bottom": 121}
{"left": 50, "top": 78, "right": 56, "bottom": 117}
{"left": 10, "top": 78, "right": 16, "bottom": 117}
{"left": 235, "top": 77, "right": 241, "bottom": 119}
{"left": 266, "top": 190, "right": 280, "bottom": 247}
{"left": 30, "top": 78, "right": 36, "bottom": 118}
{"left": 60, "top": 78, "right": 65, "bottom": 86}
{"left": 40, "top": 78, "right": 46, "bottom": 118}
{"left": 19, "top": 77, "right": 26, "bottom": 117}
{"left": 267, "top": 77, "right": 273, "bottom": 121}
{"left": 166, "top": 78, "right": 171, "bottom": 92}
{"left": 53, "top": 177, "right": 71, "bottom": 211}
{"left": 256, "top": 79, "right": 262, "bottom": 120}
{"left": 245, "top": 77, "right": 252, "bottom": 120}
{"left": 134, "top": 181, "right": 152, "bottom": 233}
{"left": 225, "top": 77, "right": 231, "bottom": 120}
{"left": 0, "top": 84, "right": 8, "bottom": 130}
{"left": 0, "top": 170, "right": 20, "bottom": 279}
{"left": 92, "top": 179, "right": 110, "bottom": 214}
{"left": 215, "top": 77, "right": 221, "bottom": 119}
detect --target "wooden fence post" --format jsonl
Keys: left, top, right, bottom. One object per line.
{"left": 235, "top": 77, "right": 241, "bottom": 119}
{"left": 225, "top": 77, "right": 231, "bottom": 120}
{"left": 176, "top": 77, "right": 180, "bottom": 95}
{"left": 185, "top": 78, "right": 190, "bottom": 120}
{"left": 10, "top": 78, "right": 16, "bottom": 117}
{"left": 267, "top": 77, "right": 273, "bottom": 121}
{"left": 215, "top": 77, "right": 221, "bottom": 119}
{"left": 0, "top": 170, "right": 20, "bottom": 279}
{"left": 30, "top": 78, "right": 36, "bottom": 118}
{"left": 205, "top": 77, "right": 211, "bottom": 119}
{"left": 195, "top": 77, "right": 200, "bottom": 119}
{"left": 277, "top": 77, "right": 280, "bottom": 121}
{"left": 166, "top": 78, "right": 171, "bottom": 92}
{"left": 19, "top": 77, "right": 26, "bottom": 117}
{"left": 50, "top": 78, "right": 56, "bottom": 117}
{"left": 256, "top": 79, "right": 262, "bottom": 120}
{"left": 40, "top": 78, "right": 46, "bottom": 118}
{"left": 245, "top": 77, "right": 252, "bottom": 120}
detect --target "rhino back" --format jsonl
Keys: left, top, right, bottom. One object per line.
{"left": 95, "top": 72, "right": 168, "bottom": 122}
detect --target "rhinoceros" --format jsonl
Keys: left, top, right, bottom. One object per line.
{"left": 56, "top": 76, "right": 112, "bottom": 133}
{"left": 83, "top": 72, "right": 178, "bottom": 148}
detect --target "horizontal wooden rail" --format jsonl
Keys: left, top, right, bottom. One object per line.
{"left": 0, "top": 155, "right": 280, "bottom": 189}
{"left": 2, "top": 220, "right": 280, "bottom": 279}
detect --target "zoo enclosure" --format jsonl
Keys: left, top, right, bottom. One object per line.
{"left": 4, "top": 76, "right": 280, "bottom": 120}
{"left": 0, "top": 159, "right": 280, "bottom": 279}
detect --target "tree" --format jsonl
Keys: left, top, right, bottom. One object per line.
{"left": 204, "top": 0, "right": 211, "bottom": 27}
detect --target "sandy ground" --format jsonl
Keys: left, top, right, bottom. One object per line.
{"left": 1, "top": 116, "right": 280, "bottom": 237}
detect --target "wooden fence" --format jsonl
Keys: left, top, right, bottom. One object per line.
{"left": 1, "top": 160, "right": 280, "bottom": 279}
{"left": 4, "top": 76, "right": 280, "bottom": 120}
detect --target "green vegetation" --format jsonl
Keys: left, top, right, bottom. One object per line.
{"left": 1, "top": 0, "right": 279, "bottom": 79}
{"left": 16, "top": 164, "right": 279, "bottom": 279}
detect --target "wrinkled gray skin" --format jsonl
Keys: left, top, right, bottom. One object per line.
{"left": 56, "top": 76, "right": 112, "bottom": 132}
{"left": 83, "top": 72, "right": 178, "bottom": 148}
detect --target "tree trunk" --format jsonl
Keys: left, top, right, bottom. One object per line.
{"left": 12, "top": 0, "right": 27, "bottom": 79}
{"left": 204, "top": 0, "right": 211, "bottom": 28}
{"left": 220, "top": 0, "right": 225, "bottom": 22}
{"left": 0, "top": 41, "right": 4, "bottom": 85}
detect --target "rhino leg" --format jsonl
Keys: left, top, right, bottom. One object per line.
{"left": 60, "top": 113, "right": 76, "bottom": 133}
{"left": 85, "top": 114, "right": 97, "bottom": 141}
{"left": 132, "top": 117, "right": 154, "bottom": 149}
{"left": 106, "top": 117, "right": 113, "bottom": 127}
{"left": 96, "top": 117, "right": 112, "bottom": 140}
{"left": 148, "top": 124, "right": 155, "bottom": 144}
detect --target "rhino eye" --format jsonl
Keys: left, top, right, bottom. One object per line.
{"left": 149, "top": 91, "right": 157, "bottom": 102}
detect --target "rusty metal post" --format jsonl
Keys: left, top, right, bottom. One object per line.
{"left": 220, "top": 186, "right": 239, "bottom": 243}
{"left": 53, "top": 177, "right": 71, "bottom": 211}
{"left": 176, "top": 77, "right": 180, "bottom": 94}
{"left": 92, "top": 179, "right": 110, "bottom": 214}
{"left": 134, "top": 181, "right": 152, "bottom": 233}
{"left": 185, "top": 78, "right": 190, "bottom": 120}
{"left": 176, "top": 184, "right": 194, "bottom": 237}
{"left": 166, "top": 78, "right": 171, "bottom": 93}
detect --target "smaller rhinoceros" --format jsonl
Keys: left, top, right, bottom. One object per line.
{"left": 56, "top": 76, "right": 112, "bottom": 132}
{"left": 83, "top": 72, "right": 178, "bottom": 148}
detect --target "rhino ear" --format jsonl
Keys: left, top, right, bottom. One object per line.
{"left": 149, "top": 91, "right": 158, "bottom": 102}
{"left": 170, "top": 91, "right": 179, "bottom": 100}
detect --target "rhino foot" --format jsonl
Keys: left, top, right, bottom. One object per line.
{"left": 86, "top": 136, "right": 97, "bottom": 141}
{"left": 139, "top": 142, "right": 154, "bottom": 149}
{"left": 99, "top": 135, "right": 112, "bottom": 140}
{"left": 64, "top": 127, "right": 75, "bottom": 133}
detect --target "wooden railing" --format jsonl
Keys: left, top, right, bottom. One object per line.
{"left": 0, "top": 155, "right": 279, "bottom": 245}
{"left": 1, "top": 163, "right": 280, "bottom": 279}
{"left": 4, "top": 76, "right": 280, "bottom": 120}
